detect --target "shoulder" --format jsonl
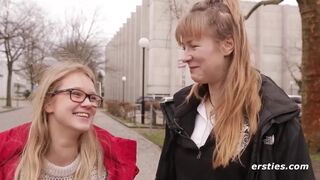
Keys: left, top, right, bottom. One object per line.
{"left": 260, "top": 74, "right": 294, "bottom": 106}
{"left": 94, "top": 125, "right": 137, "bottom": 152}
{"left": 0, "top": 123, "right": 30, "bottom": 176}
{"left": 173, "top": 85, "right": 202, "bottom": 117}
{"left": 173, "top": 84, "right": 195, "bottom": 111}
{"left": 0, "top": 122, "right": 30, "bottom": 153}
{"left": 93, "top": 125, "right": 138, "bottom": 178}
{"left": 173, "top": 85, "right": 193, "bottom": 103}
{"left": 259, "top": 74, "right": 299, "bottom": 122}
{"left": 0, "top": 122, "right": 31, "bottom": 135}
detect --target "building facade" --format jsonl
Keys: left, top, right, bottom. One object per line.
{"left": 104, "top": 0, "right": 301, "bottom": 103}
{"left": 0, "top": 60, "right": 27, "bottom": 99}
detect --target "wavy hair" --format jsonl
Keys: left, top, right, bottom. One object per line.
{"left": 14, "top": 62, "right": 105, "bottom": 179}
{"left": 175, "top": 0, "right": 262, "bottom": 168}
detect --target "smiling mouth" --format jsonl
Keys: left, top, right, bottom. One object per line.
{"left": 73, "top": 112, "right": 90, "bottom": 118}
{"left": 189, "top": 66, "right": 199, "bottom": 70}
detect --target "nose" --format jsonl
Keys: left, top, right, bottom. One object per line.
{"left": 181, "top": 51, "right": 192, "bottom": 63}
{"left": 81, "top": 97, "right": 94, "bottom": 107}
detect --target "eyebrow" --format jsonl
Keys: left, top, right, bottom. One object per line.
{"left": 184, "top": 39, "right": 198, "bottom": 45}
{"left": 64, "top": 87, "right": 97, "bottom": 94}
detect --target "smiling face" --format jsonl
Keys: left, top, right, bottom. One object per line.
{"left": 45, "top": 71, "right": 97, "bottom": 134}
{"left": 181, "top": 35, "right": 230, "bottom": 84}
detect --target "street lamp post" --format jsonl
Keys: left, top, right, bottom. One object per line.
{"left": 138, "top": 37, "right": 149, "bottom": 124}
{"left": 98, "top": 70, "right": 105, "bottom": 97}
{"left": 121, "top": 76, "right": 126, "bottom": 103}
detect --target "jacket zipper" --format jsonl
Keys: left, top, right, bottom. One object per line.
{"left": 196, "top": 150, "right": 202, "bottom": 159}
{"left": 176, "top": 128, "right": 203, "bottom": 159}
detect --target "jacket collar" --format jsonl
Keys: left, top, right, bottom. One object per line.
{"left": 174, "top": 85, "right": 206, "bottom": 118}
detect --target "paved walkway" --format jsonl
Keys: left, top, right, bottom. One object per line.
{"left": 0, "top": 106, "right": 161, "bottom": 180}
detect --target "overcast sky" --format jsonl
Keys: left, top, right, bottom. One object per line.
{"left": 33, "top": 0, "right": 296, "bottom": 39}
{"left": 35, "top": 0, "right": 142, "bottom": 39}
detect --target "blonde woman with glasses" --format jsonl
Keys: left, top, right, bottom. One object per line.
{"left": 0, "top": 62, "right": 138, "bottom": 180}
{"left": 156, "top": 0, "right": 315, "bottom": 180}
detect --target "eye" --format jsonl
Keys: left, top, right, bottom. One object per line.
{"left": 71, "top": 90, "right": 83, "bottom": 97}
{"left": 89, "top": 95, "right": 99, "bottom": 101}
{"left": 191, "top": 44, "right": 199, "bottom": 49}
{"left": 90, "top": 95, "right": 102, "bottom": 106}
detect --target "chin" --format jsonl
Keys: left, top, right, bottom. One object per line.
{"left": 74, "top": 124, "right": 91, "bottom": 133}
{"left": 191, "top": 75, "right": 205, "bottom": 84}
{"left": 73, "top": 118, "right": 93, "bottom": 132}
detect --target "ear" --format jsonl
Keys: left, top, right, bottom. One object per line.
{"left": 220, "top": 37, "right": 234, "bottom": 56}
{"left": 44, "top": 101, "right": 54, "bottom": 113}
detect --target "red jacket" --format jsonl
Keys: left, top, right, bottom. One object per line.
{"left": 0, "top": 123, "right": 139, "bottom": 180}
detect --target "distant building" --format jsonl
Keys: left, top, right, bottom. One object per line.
{"left": 0, "top": 60, "right": 28, "bottom": 99}
{"left": 104, "top": 0, "right": 301, "bottom": 103}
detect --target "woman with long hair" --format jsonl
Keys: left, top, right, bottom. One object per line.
{"left": 0, "top": 62, "right": 138, "bottom": 180}
{"left": 156, "top": 0, "right": 314, "bottom": 179}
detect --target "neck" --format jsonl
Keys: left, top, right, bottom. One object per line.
{"left": 46, "top": 137, "right": 79, "bottom": 166}
{"left": 46, "top": 119, "right": 81, "bottom": 166}
{"left": 207, "top": 81, "right": 223, "bottom": 107}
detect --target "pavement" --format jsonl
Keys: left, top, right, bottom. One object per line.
{"left": 0, "top": 105, "right": 161, "bottom": 180}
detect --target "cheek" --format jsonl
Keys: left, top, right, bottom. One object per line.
{"left": 207, "top": 52, "right": 225, "bottom": 66}
{"left": 52, "top": 100, "right": 74, "bottom": 114}
{"left": 202, "top": 58, "right": 224, "bottom": 76}
{"left": 92, "top": 108, "right": 97, "bottom": 116}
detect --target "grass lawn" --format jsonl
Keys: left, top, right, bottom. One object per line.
{"left": 311, "top": 153, "right": 320, "bottom": 161}
{"left": 310, "top": 153, "right": 320, "bottom": 180}
{"left": 135, "top": 128, "right": 165, "bottom": 148}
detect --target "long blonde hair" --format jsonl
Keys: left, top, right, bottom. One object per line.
{"left": 14, "top": 62, "right": 105, "bottom": 179}
{"left": 176, "top": 0, "right": 261, "bottom": 168}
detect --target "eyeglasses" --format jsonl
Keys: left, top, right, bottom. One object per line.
{"left": 48, "top": 88, "right": 103, "bottom": 107}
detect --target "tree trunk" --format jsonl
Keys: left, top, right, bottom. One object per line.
{"left": 6, "top": 61, "right": 12, "bottom": 107}
{"left": 298, "top": 0, "right": 320, "bottom": 153}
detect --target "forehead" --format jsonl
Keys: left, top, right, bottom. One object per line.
{"left": 180, "top": 33, "right": 217, "bottom": 45}
{"left": 176, "top": 27, "right": 215, "bottom": 45}
{"left": 59, "top": 71, "right": 96, "bottom": 92}
{"left": 180, "top": 36, "right": 201, "bottom": 44}
{"left": 175, "top": 11, "right": 213, "bottom": 44}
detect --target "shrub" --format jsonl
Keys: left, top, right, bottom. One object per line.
{"left": 104, "top": 100, "right": 135, "bottom": 120}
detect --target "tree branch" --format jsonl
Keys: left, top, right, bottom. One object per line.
{"left": 244, "top": 0, "right": 284, "bottom": 20}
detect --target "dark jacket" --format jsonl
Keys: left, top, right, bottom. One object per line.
{"left": 156, "top": 75, "right": 315, "bottom": 180}
{"left": 0, "top": 122, "right": 139, "bottom": 180}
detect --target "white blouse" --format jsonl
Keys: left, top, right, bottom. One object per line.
{"left": 190, "top": 101, "right": 214, "bottom": 148}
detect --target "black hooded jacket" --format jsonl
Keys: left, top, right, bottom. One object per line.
{"left": 155, "top": 75, "right": 315, "bottom": 180}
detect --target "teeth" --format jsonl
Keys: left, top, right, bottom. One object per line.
{"left": 74, "top": 112, "right": 89, "bottom": 118}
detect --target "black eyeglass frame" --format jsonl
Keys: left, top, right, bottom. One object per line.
{"left": 48, "top": 88, "right": 103, "bottom": 107}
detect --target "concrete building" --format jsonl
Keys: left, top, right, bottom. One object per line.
{"left": 104, "top": 0, "right": 301, "bottom": 103}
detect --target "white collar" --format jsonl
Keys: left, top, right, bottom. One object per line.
{"left": 197, "top": 100, "right": 207, "bottom": 120}
{"left": 43, "top": 155, "right": 80, "bottom": 176}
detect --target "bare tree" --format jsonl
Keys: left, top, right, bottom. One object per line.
{"left": 54, "top": 10, "right": 106, "bottom": 75}
{"left": 286, "top": 62, "right": 302, "bottom": 92}
{"left": 245, "top": 0, "right": 320, "bottom": 153}
{"left": 17, "top": 13, "right": 52, "bottom": 91}
{"left": 167, "top": 0, "right": 192, "bottom": 19}
{"left": 0, "top": 1, "right": 44, "bottom": 107}
{"left": 244, "top": 0, "right": 283, "bottom": 20}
